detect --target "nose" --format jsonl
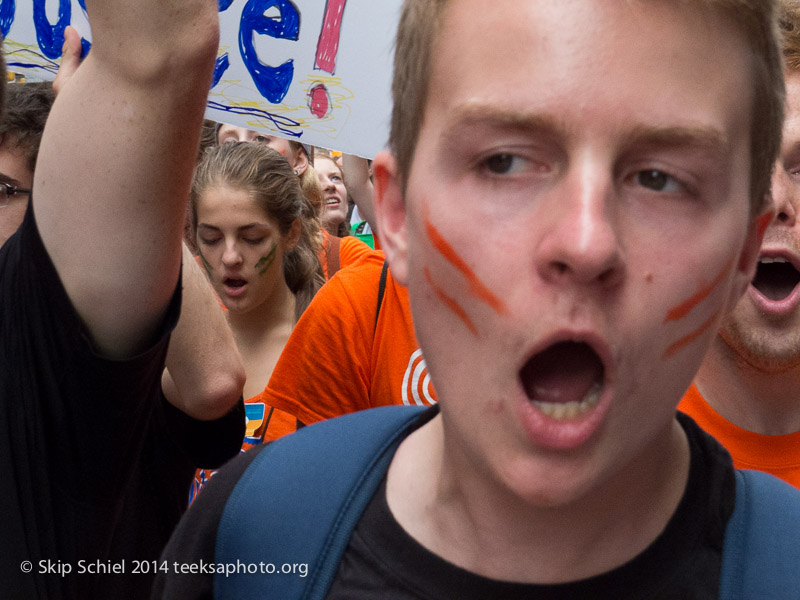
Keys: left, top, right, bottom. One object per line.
{"left": 535, "top": 166, "right": 624, "bottom": 288}
{"left": 221, "top": 240, "right": 243, "bottom": 268}
{"left": 772, "top": 164, "right": 798, "bottom": 228}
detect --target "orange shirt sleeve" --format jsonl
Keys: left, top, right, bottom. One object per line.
{"left": 263, "top": 259, "right": 382, "bottom": 424}
{"left": 319, "top": 230, "right": 383, "bottom": 280}
{"left": 264, "top": 258, "right": 437, "bottom": 424}
{"left": 340, "top": 235, "right": 382, "bottom": 270}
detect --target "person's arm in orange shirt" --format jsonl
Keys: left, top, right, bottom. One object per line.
{"left": 264, "top": 267, "right": 377, "bottom": 424}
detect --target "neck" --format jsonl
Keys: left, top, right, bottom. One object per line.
{"left": 387, "top": 414, "right": 689, "bottom": 584}
{"left": 323, "top": 217, "right": 345, "bottom": 237}
{"left": 695, "top": 336, "right": 800, "bottom": 435}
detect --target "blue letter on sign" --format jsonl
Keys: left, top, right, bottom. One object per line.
{"left": 0, "top": 0, "right": 13, "bottom": 39}
{"left": 32, "top": 0, "right": 71, "bottom": 59}
{"left": 239, "top": 0, "right": 300, "bottom": 104}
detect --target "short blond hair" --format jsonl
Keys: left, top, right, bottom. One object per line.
{"left": 390, "top": 0, "right": 785, "bottom": 215}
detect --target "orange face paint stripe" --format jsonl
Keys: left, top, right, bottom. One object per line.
{"left": 662, "top": 310, "right": 719, "bottom": 359}
{"left": 756, "top": 212, "right": 772, "bottom": 241}
{"left": 424, "top": 217, "right": 509, "bottom": 316}
{"left": 664, "top": 259, "right": 732, "bottom": 323}
{"left": 424, "top": 267, "right": 479, "bottom": 337}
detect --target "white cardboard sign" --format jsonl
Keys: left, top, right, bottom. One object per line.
{"left": 1, "top": 0, "right": 401, "bottom": 157}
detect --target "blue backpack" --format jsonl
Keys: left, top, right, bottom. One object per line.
{"left": 214, "top": 406, "right": 800, "bottom": 599}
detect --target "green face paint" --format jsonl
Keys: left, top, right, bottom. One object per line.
{"left": 198, "top": 250, "right": 214, "bottom": 274}
{"left": 255, "top": 244, "right": 278, "bottom": 276}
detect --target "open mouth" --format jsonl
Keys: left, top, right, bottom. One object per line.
{"left": 325, "top": 198, "right": 340, "bottom": 206}
{"left": 752, "top": 257, "right": 800, "bottom": 302}
{"left": 224, "top": 278, "right": 247, "bottom": 289}
{"left": 520, "top": 341, "right": 604, "bottom": 420}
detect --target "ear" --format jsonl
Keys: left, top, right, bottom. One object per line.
{"left": 292, "top": 148, "right": 309, "bottom": 176}
{"left": 284, "top": 218, "right": 302, "bottom": 252}
{"left": 729, "top": 202, "right": 773, "bottom": 305}
{"left": 373, "top": 150, "right": 408, "bottom": 285}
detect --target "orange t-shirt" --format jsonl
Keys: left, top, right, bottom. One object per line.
{"left": 263, "top": 255, "right": 437, "bottom": 425}
{"left": 319, "top": 230, "right": 382, "bottom": 280}
{"left": 678, "top": 383, "right": 800, "bottom": 489}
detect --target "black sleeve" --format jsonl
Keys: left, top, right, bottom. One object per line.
{"left": 151, "top": 444, "right": 267, "bottom": 600}
{"left": 95, "top": 395, "right": 245, "bottom": 600}
{"left": 163, "top": 394, "right": 246, "bottom": 469}
{"left": 2, "top": 199, "right": 182, "bottom": 499}
{"left": 0, "top": 199, "right": 182, "bottom": 598}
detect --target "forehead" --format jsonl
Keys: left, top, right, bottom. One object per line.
{"left": 417, "top": 0, "right": 753, "bottom": 163}
{"left": 197, "top": 185, "right": 273, "bottom": 225}
{"left": 315, "top": 156, "right": 340, "bottom": 175}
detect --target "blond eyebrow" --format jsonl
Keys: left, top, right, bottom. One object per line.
{"left": 439, "top": 104, "right": 730, "bottom": 159}
{"left": 620, "top": 125, "right": 730, "bottom": 159}
{"left": 439, "top": 105, "right": 565, "bottom": 147}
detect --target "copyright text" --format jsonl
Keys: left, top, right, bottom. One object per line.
{"left": 27, "top": 559, "right": 309, "bottom": 578}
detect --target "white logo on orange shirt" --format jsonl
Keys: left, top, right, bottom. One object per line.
{"left": 402, "top": 349, "right": 437, "bottom": 406}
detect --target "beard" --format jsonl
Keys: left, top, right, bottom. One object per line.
{"left": 719, "top": 311, "right": 800, "bottom": 373}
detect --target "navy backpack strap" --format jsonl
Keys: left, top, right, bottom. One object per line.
{"left": 214, "top": 405, "right": 432, "bottom": 599}
{"left": 719, "top": 469, "right": 800, "bottom": 599}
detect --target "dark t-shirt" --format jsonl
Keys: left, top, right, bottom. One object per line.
{"left": 153, "top": 411, "right": 735, "bottom": 599}
{"left": 1, "top": 203, "right": 245, "bottom": 599}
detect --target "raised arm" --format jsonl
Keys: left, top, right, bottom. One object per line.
{"left": 33, "top": 0, "right": 219, "bottom": 358}
{"left": 342, "top": 153, "right": 377, "bottom": 233}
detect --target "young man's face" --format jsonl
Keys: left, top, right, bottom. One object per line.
{"left": 376, "top": 0, "right": 760, "bottom": 505}
{"left": 719, "top": 71, "right": 800, "bottom": 373}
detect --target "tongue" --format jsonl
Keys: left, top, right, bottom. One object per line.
{"left": 520, "top": 342, "right": 603, "bottom": 404}
{"left": 752, "top": 262, "right": 800, "bottom": 301}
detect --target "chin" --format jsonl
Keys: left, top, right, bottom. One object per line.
{"left": 493, "top": 447, "right": 610, "bottom": 510}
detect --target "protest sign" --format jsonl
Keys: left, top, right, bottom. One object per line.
{"left": 1, "top": 0, "right": 400, "bottom": 157}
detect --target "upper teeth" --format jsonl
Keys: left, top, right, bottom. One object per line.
{"left": 760, "top": 257, "right": 788, "bottom": 264}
